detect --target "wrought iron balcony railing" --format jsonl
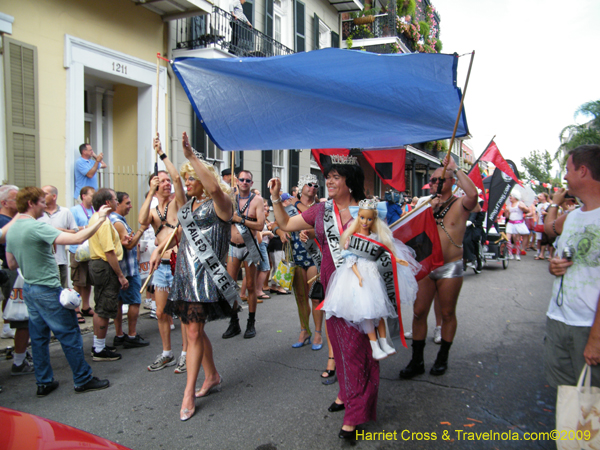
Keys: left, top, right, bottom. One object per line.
{"left": 175, "top": 6, "right": 294, "bottom": 58}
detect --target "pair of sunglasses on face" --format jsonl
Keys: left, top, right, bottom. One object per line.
{"left": 429, "top": 176, "right": 454, "bottom": 184}
{"left": 306, "top": 182, "right": 319, "bottom": 189}
{"left": 238, "top": 178, "right": 253, "bottom": 184}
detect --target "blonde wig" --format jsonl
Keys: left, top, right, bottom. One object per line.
{"left": 180, "top": 161, "right": 234, "bottom": 201}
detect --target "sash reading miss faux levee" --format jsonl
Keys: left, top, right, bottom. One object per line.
{"left": 178, "top": 199, "right": 239, "bottom": 307}
{"left": 235, "top": 193, "right": 262, "bottom": 265}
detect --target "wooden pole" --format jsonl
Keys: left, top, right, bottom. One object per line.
{"left": 439, "top": 51, "right": 476, "bottom": 186}
{"left": 154, "top": 53, "right": 161, "bottom": 176}
{"left": 139, "top": 226, "right": 178, "bottom": 294}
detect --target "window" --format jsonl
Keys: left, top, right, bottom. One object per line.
{"left": 318, "top": 19, "right": 331, "bottom": 49}
{"left": 274, "top": 15, "right": 282, "bottom": 42}
{"left": 193, "top": 115, "right": 223, "bottom": 171}
{"left": 272, "top": 149, "right": 285, "bottom": 179}
{"left": 3, "top": 37, "right": 40, "bottom": 187}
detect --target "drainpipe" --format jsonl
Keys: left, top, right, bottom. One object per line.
{"left": 167, "top": 22, "right": 178, "bottom": 167}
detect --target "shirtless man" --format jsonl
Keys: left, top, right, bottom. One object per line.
{"left": 139, "top": 135, "right": 188, "bottom": 372}
{"left": 222, "top": 170, "right": 265, "bottom": 339}
{"left": 400, "top": 155, "right": 478, "bottom": 379}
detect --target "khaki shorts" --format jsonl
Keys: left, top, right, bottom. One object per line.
{"left": 88, "top": 259, "right": 120, "bottom": 320}
{"left": 70, "top": 252, "right": 92, "bottom": 287}
{"left": 544, "top": 317, "right": 600, "bottom": 388}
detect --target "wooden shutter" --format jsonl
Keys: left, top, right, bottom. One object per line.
{"left": 314, "top": 13, "right": 320, "bottom": 50}
{"left": 4, "top": 37, "right": 40, "bottom": 187}
{"left": 331, "top": 31, "right": 340, "bottom": 48}
{"left": 288, "top": 150, "right": 299, "bottom": 193}
{"left": 192, "top": 112, "right": 207, "bottom": 158}
{"left": 262, "top": 150, "right": 273, "bottom": 202}
{"left": 294, "top": 0, "right": 305, "bottom": 52}
{"left": 265, "top": 0, "right": 274, "bottom": 37}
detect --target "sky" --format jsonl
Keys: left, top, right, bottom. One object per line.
{"left": 432, "top": 0, "right": 600, "bottom": 174}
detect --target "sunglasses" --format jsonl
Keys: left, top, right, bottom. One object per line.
{"left": 306, "top": 183, "right": 319, "bottom": 189}
{"left": 238, "top": 178, "right": 253, "bottom": 184}
{"left": 429, "top": 176, "right": 454, "bottom": 184}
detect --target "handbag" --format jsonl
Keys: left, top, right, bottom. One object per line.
{"left": 273, "top": 242, "right": 295, "bottom": 291}
{"left": 556, "top": 364, "right": 600, "bottom": 449}
{"left": 75, "top": 239, "right": 91, "bottom": 262}
{"left": 2, "top": 270, "right": 28, "bottom": 322}
{"left": 535, "top": 224, "right": 545, "bottom": 233}
{"left": 308, "top": 275, "right": 324, "bottom": 300}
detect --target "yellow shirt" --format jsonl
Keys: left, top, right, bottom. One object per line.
{"left": 88, "top": 213, "right": 123, "bottom": 262}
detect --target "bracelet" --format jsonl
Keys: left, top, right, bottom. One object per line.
{"left": 272, "top": 226, "right": 280, "bottom": 234}
{"left": 552, "top": 220, "right": 558, "bottom": 235}
{"left": 271, "top": 195, "right": 281, "bottom": 204}
{"left": 452, "top": 169, "right": 458, "bottom": 176}
{"left": 159, "top": 153, "right": 167, "bottom": 160}
{"left": 548, "top": 204, "right": 558, "bottom": 209}
{"left": 240, "top": 217, "right": 246, "bottom": 225}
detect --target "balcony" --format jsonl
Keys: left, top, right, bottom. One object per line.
{"left": 175, "top": 6, "right": 294, "bottom": 58}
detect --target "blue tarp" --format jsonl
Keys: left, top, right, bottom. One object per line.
{"left": 172, "top": 48, "right": 469, "bottom": 151}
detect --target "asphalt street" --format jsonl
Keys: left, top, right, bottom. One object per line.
{"left": 0, "top": 253, "right": 558, "bottom": 450}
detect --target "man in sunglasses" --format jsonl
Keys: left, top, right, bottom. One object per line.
{"left": 222, "top": 170, "right": 265, "bottom": 339}
{"left": 400, "top": 155, "right": 478, "bottom": 379}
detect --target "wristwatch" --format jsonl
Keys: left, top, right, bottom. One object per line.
{"left": 548, "top": 204, "right": 559, "bottom": 209}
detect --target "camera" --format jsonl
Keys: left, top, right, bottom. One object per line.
{"left": 563, "top": 246, "right": 574, "bottom": 261}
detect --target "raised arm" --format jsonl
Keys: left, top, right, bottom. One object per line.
{"left": 139, "top": 177, "right": 159, "bottom": 226}
{"left": 444, "top": 156, "right": 477, "bottom": 212}
{"left": 154, "top": 133, "right": 186, "bottom": 208}
{"left": 54, "top": 206, "right": 111, "bottom": 246}
{"left": 182, "top": 132, "right": 233, "bottom": 222}
{"left": 268, "top": 177, "right": 311, "bottom": 232}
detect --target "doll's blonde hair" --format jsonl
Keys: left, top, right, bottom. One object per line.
{"left": 180, "top": 161, "right": 234, "bottom": 200}
{"left": 340, "top": 208, "right": 399, "bottom": 259}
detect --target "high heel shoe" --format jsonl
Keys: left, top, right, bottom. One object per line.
{"left": 195, "top": 375, "right": 223, "bottom": 398}
{"left": 311, "top": 330, "right": 323, "bottom": 351}
{"left": 180, "top": 406, "right": 196, "bottom": 421}
{"left": 339, "top": 428, "right": 356, "bottom": 440}
{"left": 321, "top": 357, "right": 337, "bottom": 385}
{"left": 292, "top": 329, "right": 311, "bottom": 348}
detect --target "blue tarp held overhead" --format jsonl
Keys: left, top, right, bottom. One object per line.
{"left": 172, "top": 48, "right": 469, "bottom": 151}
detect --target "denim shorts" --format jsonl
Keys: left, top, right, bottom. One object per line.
{"left": 258, "top": 242, "right": 270, "bottom": 272}
{"left": 153, "top": 262, "right": 173, "bottom": 290}
{"left": 119, "top": 274, "right": 142, "bottom": 305}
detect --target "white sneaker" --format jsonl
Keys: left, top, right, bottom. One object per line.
{"left": 404, "top": 330, "right": 413, "bottom": 340}
{"left": 378, "top": 338, "right": 397, "bottom": 356}
{"left": 1, "top": 329, "right": 15, "bottom": 339}
{"left": 370, "top": 340, "right": 388, "bottom": 361}
{"left": 508, "top": 252, "right": 514, "bottom": 260}
{"left": 143, "top": 299, "right": 152, "bottom": 310}
{"left": 149, "top": 309, "right": 157, "bottom": 319}
{"left": 433, "top": 326, "right": 442, "bottom": 344}
{"left": 516, "top": 254, "right": 521, "bottom": 261}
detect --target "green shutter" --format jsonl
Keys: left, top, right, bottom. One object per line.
{"left": 265, "top": 0, "right": 274, "bottom": 38}
{"left": 262, "top": 150, "right": 273, "bottom": 202}
{"left": 331, "top": 31, "right": 340, "bottom": 48}
{"left": 4, "top": 37, "right": 40, "bottom": 187}
{"left": 314, "top": 13, "right": 320, "bottom": 50}
{"left": 289, "top": 150, "right": 300, "bottom": 193}
{"left": 294, "top": 0, "right": 305, "bottom": 52}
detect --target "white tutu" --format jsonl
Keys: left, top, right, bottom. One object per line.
{"left": 506, "top": 221, "right": 529, "bottom": 235}
{"left": 393, "top": 239, "right": 421, "bottom": 306}
{"left": 322, "top": 255, "right": 397, "bottom": 334}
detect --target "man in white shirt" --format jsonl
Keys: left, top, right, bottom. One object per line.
{"left": 38, "top": 186, "right": 79, "bottom": 288}
{"left": 544, "top": 145, "right": 600, "bottom": 387}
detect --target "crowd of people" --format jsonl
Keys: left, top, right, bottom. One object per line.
{"left": 0, "top": 140, "right": 598, "bottom": 442}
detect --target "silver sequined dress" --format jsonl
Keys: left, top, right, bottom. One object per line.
{"left": 166, "top": 199, "right": 232, "bottom": 323}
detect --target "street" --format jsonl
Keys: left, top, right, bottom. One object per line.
{"left": 0, "top": 254, "right": 557, "bottom": 450}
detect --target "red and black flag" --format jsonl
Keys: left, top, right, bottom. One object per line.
{"left": 311, "top": 149, "right": 351, "bottom": 172}
{"left": 390, "top": 203, "right": 443, "bottom": 281}
{"left": 362, "top": 149, "right": 406, "bottom": 192}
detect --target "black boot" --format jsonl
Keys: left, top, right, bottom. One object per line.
{"left": 399, "top": 340, "right": 425, "bottom": 379}
{"left": 430, "top": 339, "right": 452, "bottom": 376}
{"left": 244, "top": 317, "right": 256, "bottom": 339}
{"left": 222, "top": 317, "right": 241, "bottom": 339}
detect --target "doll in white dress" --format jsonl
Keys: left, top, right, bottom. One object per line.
{"left": 321, "top": 198, "right": 420, "bottom": 360}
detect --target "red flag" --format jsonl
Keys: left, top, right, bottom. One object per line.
{"left": 480, "top": 141, "right": 521, "bottom": 186}
{"left": 467, "top": 166, "right": 488, "bottom": 211}
{"left": 311, "top": 149, "right": 350, "bottom": 172}
{"left": 362, "top": 149, "right": 406, "bottom": 192}
{"left": 391, "top": 203, "right": 443, "bottom": 281}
